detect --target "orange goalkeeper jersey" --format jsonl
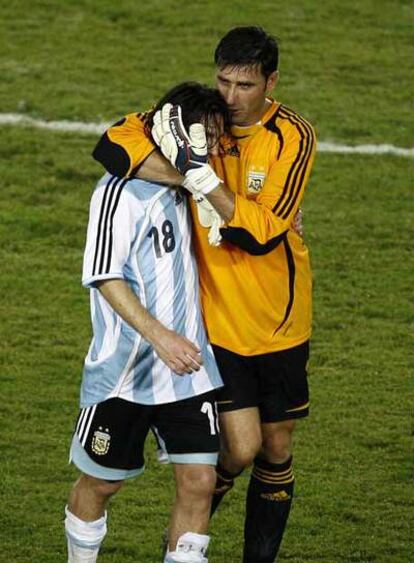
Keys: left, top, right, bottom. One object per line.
{"left": 93, "top": 100, "right": 316, "bottom": 355}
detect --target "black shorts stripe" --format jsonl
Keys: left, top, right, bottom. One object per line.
{"left": 272, "top": 107, "right": 315, "bottom": 219}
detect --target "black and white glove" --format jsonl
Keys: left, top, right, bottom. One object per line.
{"left": 152, "top": 103, "right": 221, "bottom": 195}
{"left": 152, "top": 103, "right": 224, "bottom": 245}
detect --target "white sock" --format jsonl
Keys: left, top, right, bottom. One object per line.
{"left": 64, "top": 506, "right": 107, "bottom": 563}
{"left": 164, "top": 532, "right": 210, "bottom": 563}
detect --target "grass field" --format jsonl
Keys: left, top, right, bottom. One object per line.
{"left": 0, "top": 1, "right": 413, "bottom": 562}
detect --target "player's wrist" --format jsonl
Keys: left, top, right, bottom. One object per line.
{"left": 183, "top": 164, "right": 221, "bottom": 195}
{"left": 141, "top": 316, "right": 166, "bottom": 347}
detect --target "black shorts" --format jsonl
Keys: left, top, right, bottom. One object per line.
{"left": 70, "top": 391, "right": 220, "bottom": 481}
{"left": 213, "top": 341, "right": 309, "bottom": 423}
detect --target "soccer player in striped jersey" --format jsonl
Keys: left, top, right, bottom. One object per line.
{"left": 64, "top": 83, "right": 231, "bottom": 563}
{"left": 93, "top": 26, "right": 316, "bottom": 563}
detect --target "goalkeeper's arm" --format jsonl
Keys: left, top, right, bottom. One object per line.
{"left": 202, "top": 185, "right": 235, "bottom": 224}
{"left": 137, "top": 151, "right": 183, "bottom": 186}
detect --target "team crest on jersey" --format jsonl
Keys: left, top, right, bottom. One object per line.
{"left": 247, "top": 171, "right": 266, "bottom": 194}
{"left": 91, "top": 427, "right": 111, "bottom": 456}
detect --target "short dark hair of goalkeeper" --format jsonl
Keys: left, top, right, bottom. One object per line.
{"left": 213, "top": 26, "right": 279, "bottom": 128}
{"left": 215, "top": 26, "right": 279, "bottom": 80}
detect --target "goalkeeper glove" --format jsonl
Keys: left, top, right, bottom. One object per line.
{"left": 190, "top": 192, "right": 223, "bottom": 246}
{"left": 207, "top": 209, "right": 223, "bottom": 247}
{"left": 152, "top": 104, "right": 222, "bottom": 195}
{"left": 152, "top": 103, "right": 206, "bottom": 172}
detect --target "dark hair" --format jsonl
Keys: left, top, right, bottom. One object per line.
{"left": 145, "top": 81, "right": 231, "bottom": 145}
{"left": 214, "top": 26, "right": 278, "bottom": 79}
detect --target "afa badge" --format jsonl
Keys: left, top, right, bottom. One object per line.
{"left": 247, "top": 171, "right": 266, "bottom": 194}
{"left": 91, "top": 427, "right": 111, "bottom": 456}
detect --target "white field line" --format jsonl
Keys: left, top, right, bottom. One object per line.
{"left": 0, "top": 113, "right": 107, "bottom": 135}
{"left": 1, "top": 112, "right": 413, "bottom": 158}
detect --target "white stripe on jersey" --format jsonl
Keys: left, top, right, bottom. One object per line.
{"left": 106, "top": 189, "right": 160, "bottom": 403}
{"left": 151, "top": 199, "right": 176, "bottom": 404}
{"left": 180, "top": 212, "right": 209, "bottom": 397}
{"left": 84, "top": 290, "right": 96, "bottom": 361}
{"left": 97, "top": 292, "right": 120, "bottom": 360}
{"left": 107, "top": 336, "right": 141, "bottom": 402}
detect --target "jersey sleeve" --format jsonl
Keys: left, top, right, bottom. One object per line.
{"left": 82, "top": 177, "right": 141, "bottom": 288}
{"left": 92, "top": 113, "right": 155, "bottom": 177}
{"left": 222, "top": 117, "right": 316, "bottom": 255}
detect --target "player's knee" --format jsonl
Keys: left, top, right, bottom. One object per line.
{"left": 262, "top": 425, "right": 294, "bottom": 462}
{"left": 221, "top": 449, "right": 255, "bottom": 471}
{"left": 82, "top": 474, "right": 124, "bottom": 498}
{"left": 176, "top": 465, "right": 216, "bottom": 498}
{"left": 222, "top": 441, "right": 261, "bottom": 470}
{"left": 263, "top": 441, "right": 292, "bottom": 462}
{"left": 98, "top": 479, "right": 124, "bottom": 498}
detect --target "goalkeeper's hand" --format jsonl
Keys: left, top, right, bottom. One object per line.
{"left": 191, "top": 192, "right": 223, "bottom": 246}
{"left": 152, "top": 104, "right": 222, "bottom": 195}
{"left": 152, "top": 103, "right": 207, "bottom": 172}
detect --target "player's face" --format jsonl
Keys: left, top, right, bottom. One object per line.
{"left": 216, "top": 65, "right": 278, "bottom": 126}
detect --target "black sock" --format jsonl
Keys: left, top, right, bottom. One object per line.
{"left": 243, "top": 456, "right": 294, "bottom": 563}
{"left": 210, "top": 463, "right": 242, "bottom": 517}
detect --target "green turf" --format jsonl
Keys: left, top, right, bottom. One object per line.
{"left": 0, "top": 1, "right": 413, "bottom": 561}
{"left": 1, "top": 1, "right": 413, "bottom": 145}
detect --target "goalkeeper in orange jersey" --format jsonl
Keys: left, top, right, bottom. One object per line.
{"left": 93, "top": 26, "right": 316, "bottom": 562}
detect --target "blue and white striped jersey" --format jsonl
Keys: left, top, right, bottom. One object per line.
{"left": 80, "top": 174, "right": 223, "bottom": 408}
